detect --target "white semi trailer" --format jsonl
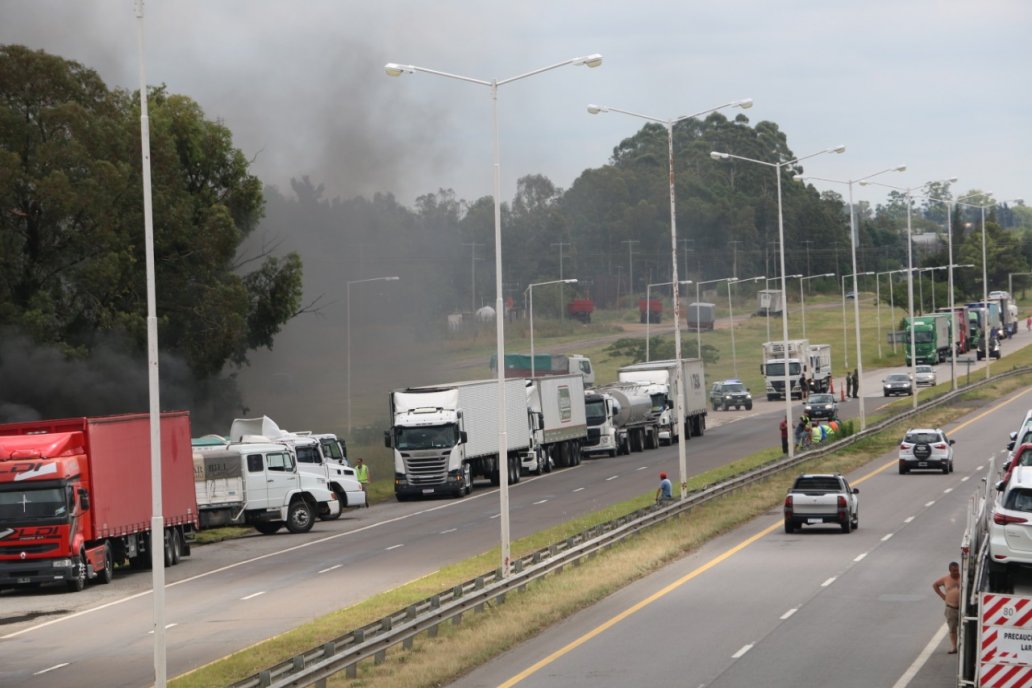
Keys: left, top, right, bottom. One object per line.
{"left": 618, "top": 358, "right": 707, "bottom": 441}
{"left": 386, "top": 379, "right": 531, "bottom": 500}
{"left": 524, "top": 374, "right": 588, "bottom": 474}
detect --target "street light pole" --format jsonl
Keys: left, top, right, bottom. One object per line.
{"left": 386, "top": 54, "right": 602, "bottom": 577}
{"left": 875, "top": 269, "right": 907, "bottom": 359}
{"left": 712, "top": 144, "right": 847, "bottom": 459}
{"left": 590, "top": 97, "right": 752, "bottom": 498}
{"left": 347, "top": 276, "right": 400, "bottom": 433}
{"left": 645, "top": 280, "right": 691, "bottom": 362}
{"left": 528, "top": 279, "right": 578, "bottom": 376}
{"left": 800, "top": 273, "right": 835, "bottom": 339}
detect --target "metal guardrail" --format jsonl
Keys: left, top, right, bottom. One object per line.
{"left": 234, "top": 365, "right": 1032, "bottom": 688}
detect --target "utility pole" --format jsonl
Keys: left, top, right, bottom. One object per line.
{"left": 552, "top": 241, "right": 571, "bottom": 324}
{"left": 461, "top": 242, "right": 483, "bottom": 313}
{"left": 621, "top": 240, "right": 639, "bottom": 297}
{"left": 678, "top": 238, "right": 690, "bottom": 280}
{"left": 729, "top": 240, "right": 742, "bottom": 278}
{"left": 802, "top": 240, "right": 814, "bottom": 283}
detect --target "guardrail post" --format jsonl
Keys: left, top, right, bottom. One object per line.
{"left": 292, "top": 656, "right": 305, "bottom": 672}
{"left": 258, "top": 670, "right": 271, "bottom": 687}
{"left": 374, "top": 648, "right": 386, "bottom": 664}
{"left": 346, "top": 664, "right": 357, "bottom": 679}
{"left": 403, "top": 605, "right": 418, "bottom": 649}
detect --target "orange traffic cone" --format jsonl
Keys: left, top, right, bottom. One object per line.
{"left": 840, "top": 380, "right": 846, "bottom": 402}
{"left": 829, "top": 377, "right": 835, "bottom": 394}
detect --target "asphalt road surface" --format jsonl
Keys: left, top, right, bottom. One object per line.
{"left": 449, "top": 384, "right": 1032, "bottom": 688}
{"left": 1, "top": 329, "right": 1029, "bottom": 687}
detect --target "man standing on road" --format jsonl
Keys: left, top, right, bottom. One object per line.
{"left": 851, "top": 369, "right": 859, "bottom": 399}
{"left": 932, "top": 561, "right": 961, "bottom": 654}
{"left": 355, "top": 457, "right": 370, "bottom": 507}
{"left": 779, "top": 417, "right": 789, "bottom": 455}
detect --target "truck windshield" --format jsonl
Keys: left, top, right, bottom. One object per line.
{"left": 907, "top": 331, "right": 933, "bottom": 343}
{"left": 319, "top": 438, "right": 346, "bottom": 462}
{"left": 764, "top": 362, "right": 801, "bottom": 376}
{"left": 295, "top": 444, "right": 322, "bottom": 464}
{"left": 585, "top": 399, "right": 607, "bottom": 426}
{"left": 0, "top": 486, "right": 69, "bottom": 523}
{"left": 395, "top": 424, "right": 458, "bottom": 450}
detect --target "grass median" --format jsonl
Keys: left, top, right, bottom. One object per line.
{"left": 171, "top": 364, "right": 1032, "bottom": 688}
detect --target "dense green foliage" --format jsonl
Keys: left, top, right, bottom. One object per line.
{"left": 0, "top": 45, "right": 302, "bottom": 382}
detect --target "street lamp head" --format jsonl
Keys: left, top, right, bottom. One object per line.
{"left": 895, "top": 165, "right": 907, "bottom": 172}
{"left": 822, "top": 272, "right": 835, "bottom": 277}
{"left": 384, "top": 63, "right": 413, "bottom": 77}
{"left": 792, "top": 174, "right": 806, "bottom": 182}
{"left": 680, "top": 280, "right": 693, "bottom": 285}
{"left": 858, "top": 180, "right": 870, "bottom": 187}
{"left": 572, "top": 53, "right": 604, "bottom": 68}
{"left": 831, "top": 145, "right": 846, "bottom": 154}
{"left": 787, "top": 274, "right": 803, "bottom": 279}
{"left": 586, "top": 104, "right": 608, "bottom": 115}
{"left": 710, "top": 151, "right": 729, "bottom": 160}
{"left": 385, "top": 276, "right": 400, "bottom": 281}
{"left": 564, "top": 278, "right": 578, "bottom": 284}
{"left": 947, "top": 177, "right": 958, "bottom": 183}
{"left": 734, "top": 98, "right": 754, "bottom": 110}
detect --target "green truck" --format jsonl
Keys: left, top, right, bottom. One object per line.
{"left": 903, "top": 313, "right": 951, "bottom": 365}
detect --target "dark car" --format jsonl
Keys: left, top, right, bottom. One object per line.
{"left": 803, "top": 393, "right": 838, "bottom": 420}
{"left": 709, "top": 380, "right": 753, "bottom": 411}
{"left": 882, "top": 373, "right": 913, "bottom": 397}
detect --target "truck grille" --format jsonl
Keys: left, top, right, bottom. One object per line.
{"left": 402, "top": 454, "right": 449, "bottom": 485}
{"left": 0, "top": 542, "right": 59, "bottom": 555}
{"left": 585, "top": 428, "right": 601, "bottom": 446}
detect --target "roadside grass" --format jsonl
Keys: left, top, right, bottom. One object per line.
{"left": 172, "top": 364, "right": 1032, "bottom": 688}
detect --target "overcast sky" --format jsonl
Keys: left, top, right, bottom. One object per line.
{"left": 3, "top": 1, "right": 1029, "bottom": 209}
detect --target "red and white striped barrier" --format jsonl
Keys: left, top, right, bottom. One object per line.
{"left": 980, "top": 592, "right": 1032, "bottom": 687}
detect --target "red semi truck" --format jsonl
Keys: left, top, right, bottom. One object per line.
{"left": 0, "top": 412, "right": 198, "bottom": 592}
{"left": 638, "top": 298, "right": 662, "bottom": 323}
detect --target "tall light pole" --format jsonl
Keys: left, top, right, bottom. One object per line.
{"left": 796, "top": 165, "right": 905, "bottom": 430}
{"left": 645, "top": 280, "right": 691, "bottom": 362}
{"left": 387, "top": 54, "right": 601, "bottom": 577}
{"left": 712, "top": 144, "right": 846, "bottom": 458}
{"left": 862, "top": 177, "right": 958, "bottom": 409}
{"left": 840, "top": 272, "right": 874, "bottom": 369}
{"left": 528, "top": 278, "right": 577, "bottom": 376}
{"left": 589, "top": 97, "right": 752, "bottom": 497}
{"left": 727, "top": 275, "right": 765, "bottom": 379}
{"left": 347, "top": 276, "right": 400, "bottom": 433}
{"left": 876, "top": 268, "right": 907, "bottom": 359}
{"left": 551, "top": 241, "right": 571, "bottom": 324}
{"left": 800, "top": 273, "right": 835, "bottom": 339}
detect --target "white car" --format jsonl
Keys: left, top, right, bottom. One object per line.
{"left": 988, "top": 466, "right": 1032, "bottom": 589}
{"left": 914, "top": 365, "right": 937, "bottom": 387}
{"left": 898, "top": 428, "right": 954, "bottom": 474}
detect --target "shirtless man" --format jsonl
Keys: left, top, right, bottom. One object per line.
{"left": 932, "top": 561, "right": 961, "bottom": 654}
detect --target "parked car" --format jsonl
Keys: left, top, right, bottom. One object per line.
{"left": 988, "top": 466, "right": 1032, "bottom": 589}
{"left": 898, "top": 428, "right": 955, "bottom": 474}
{"left": 709, "top": 379, "right": 753, "bottom": 411}
{"left": 1008, "top": 410, "right": 1032, "bottom": 451}
{"left": 914, "top": 365, "right": 937, "bottom": 387}
{"left": 882, "top": 373, "right": 913, "bottom": 397}
{"left": 1002, "top": 443, "right": 1032, "bottom": 486}
{"left": 803, "top": 393, "right": 838, "bottom": 420}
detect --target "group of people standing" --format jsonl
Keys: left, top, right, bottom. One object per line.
{"left": 845, "top": 368, "right": 860, "bottom": 398}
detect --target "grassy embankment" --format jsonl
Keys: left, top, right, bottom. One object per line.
{"left": 173, "top": 315, "right": 1032, "bottom": 688}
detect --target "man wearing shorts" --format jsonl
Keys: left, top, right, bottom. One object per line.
{"left": 932, "top": 561, "right": 961, "bottom": 653}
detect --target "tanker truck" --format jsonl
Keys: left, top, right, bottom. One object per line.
{"left": 617, "top": 358, "right": 707, "bottom": 442}
{"left": 581, "top": 382, "right": 661, "bottom": 458}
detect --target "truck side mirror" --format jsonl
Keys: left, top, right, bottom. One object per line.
{"left": 383, "top": 431, "right": 392, "bottom": 448}
{"left": 996, "top": 480, "right": 1007, "bottom": 492}
{"left": 1008, "top": 441, "right": 1016, "bottom": 451}
{"left": 949, "top": 439, "right": 956, "bottom": 445}
{"left": 78, "top": 488, "right": 90, "bottom": 511}
{"left": 459, "top": 431, "right": 468, "bottom": 444}
{"left": 852, "top": 488, "right": 859, "bottom": 494}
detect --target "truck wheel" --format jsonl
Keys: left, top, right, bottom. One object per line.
{"left": 784, "top": 518, "right": 795, "bottom": 534}
{"left": 320, "top": 487, "right": 344, "bottom": 520}
{"left": 170, "top": 529, "right": 183, "bottom": 565}
{"left": 463, "top": 463, "right": 473, "bottom": 495}
{"left": 286, "top": 499, "right": 315, "bottom": 533}
{"left": 163, "top": 530, "right": 175, "bottom": 568}
{"left": 98, "top": 543, "right": 114, "bottom": 584}
{"left": 840, "top": 516, "right": 852, "bottom": 534}
{"left": 255, "top": 522, "right": 283, "bottom": 534}
{"left": 67, "top": 550, "right": 86, "bottom": 592}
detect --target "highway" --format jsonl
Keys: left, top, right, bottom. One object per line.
{"left": 448, "top": 385, "right": 1032, "bottom": 688}
{"left": 0, "top": 330, "right": 1029, "bottom": 687}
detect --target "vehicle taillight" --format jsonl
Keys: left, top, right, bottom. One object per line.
{"left": 784, "top": 495, "right": 793, "bottom": 514}
{"left": 934, "top": 443, "right": 947, "bottom": 449}
{"left": 900, "top": 443, "right": 911, "bottom": 450}
{"left": 994, "top": 512, "right": 1029, "bottom": 525}
{"left": 837, "top": 495, "right": 847, "bottom": 508}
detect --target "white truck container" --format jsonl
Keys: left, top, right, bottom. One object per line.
{"left": 192, "top": 441, "right": 340, "bottom": 534}
{"left": 761, "top": 339, "right": 809, "bottom": 400}
{"left": 807, "top": 344, "right": 833, "bottom": 393}
{"left": 618, "top": 358, "right": 707, "bottom": 442}
{"left": 757, "top": 289, "right": 784, "bottom": 315}
{"left": 229, "top": 417, "right": 366, "bottom": 513}
{"left": 581, "top": 385, "right": 648, "bottom": 458}
{"left": 524, "top": 375, "right": 588, "bottom": 474}
{"left": 386, "top": 379, "right": 531, "bottom": 500}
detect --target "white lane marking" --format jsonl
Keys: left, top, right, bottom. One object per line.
{"left": 821, "top": 577, "right": 836, "bottom": 587}
{"left": 573, "top": 487, "right": 585, "bottom": 493}
{"left": 977, "top": 465, "right": 985, "bottom": 471}
{"left": 636, "top": 466, "right": 648, "bottom": 471}
{"left": 891, "top": 623, "right": 948, "bottom": 688}
{"left": 854, "top": 552, "right": 868, "bottom": 562}
{"left": 440, "top": 528, "right": 458, "bottom": 534}
{"left": 961, "top": 476, "right": 970, "bottom": 482}
{"left": 780, "top": 608, "right": 798, "bottom": 620}
{"left": 925, "top": 501, "right": 935, "bottom": 507}
{"left": 148, "top": 623, "right": 178, "bottom": 634}
{"left": 732, "top": 643, "right": 754, "bottom": 658}
{"left": 606, "top": 475, "right": 619, "bottom": 481}
{"left": 533, "top": 499, "right": 548, "bottom": 505}
{"left": 385, "top": 544, "right": 404, "bottom": 551}
{"left": 318, "top": 564, "right": 342, "bottom": 574}
{"left": 944, "top": 488, "right": 953, "bottom": 494}
{"left": 241, "top": 591, "right": 265, "bottom": 601}
{"left": 34, "top": 663, "right": 69, "bottom": 676}
{"left": 882, "top": 533, "right": 894, "bottom": 542}
{"left": 904, "top": 516, "right": 915, "bottom": 523}
{"left": 491, "top": 513, "right": 501, "bottom": 519}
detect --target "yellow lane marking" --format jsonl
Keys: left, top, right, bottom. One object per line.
{"left": 499, "top": 384, "right": 1032, "bottom": 686}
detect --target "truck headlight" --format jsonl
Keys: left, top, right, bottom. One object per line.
{"left": 52, "top": 559, "right": 72, "bottom": 568}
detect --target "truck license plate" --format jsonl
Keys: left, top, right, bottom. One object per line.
{"left": 17, "top": 577, "right": 30, "bottom": 584}
{"left": 807, "top": 518, "right": 822, "bottom": 524}
{"left": 918, "top": 462, "right": 927, "bottom": 467}
{"left": 422, "top": 488, "right": 434, "bottom": 494}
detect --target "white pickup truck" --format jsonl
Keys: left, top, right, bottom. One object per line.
{"left": 783, "top": 473, "right": 859, "bottom": 533}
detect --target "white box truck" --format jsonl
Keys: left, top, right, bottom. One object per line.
{"left": 618, "top": 358, "right": 707, "bottom": 441}
{"left": 192, "top": 441, "right": 340, "bottom": 534}
{"left": 807, "top": 344, "right": 833, "bottom": 393}
{"left": 524, "top": 375, "right": 588, "bottom": 473}
{"left": 757, "top": 289, "right": 784, "bottom": 316}
{"left": 386, "top": 379, "right": 531, "bottom": 500}
{"left": 761, "top": 339, "right": 808, "bottom": 400}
